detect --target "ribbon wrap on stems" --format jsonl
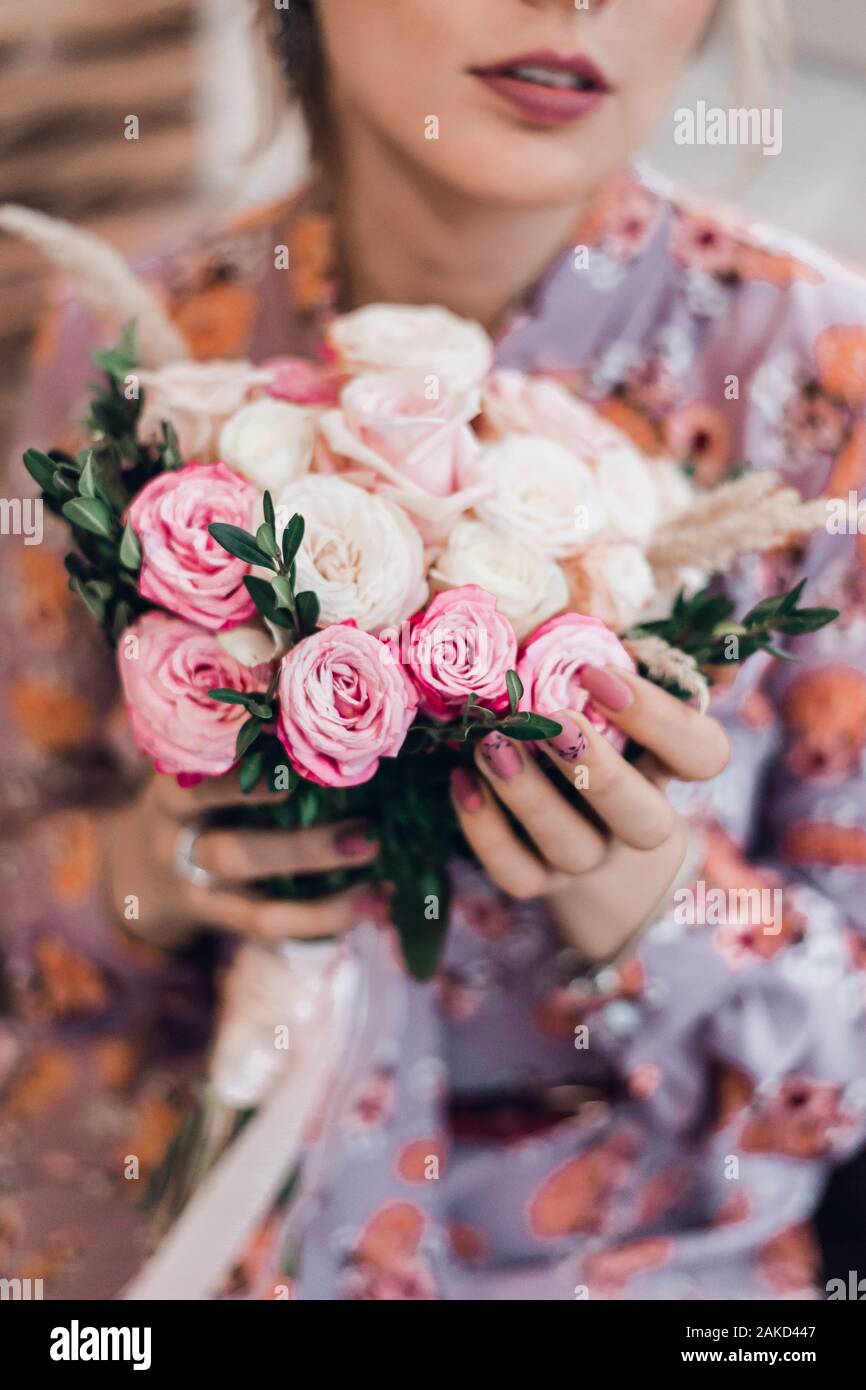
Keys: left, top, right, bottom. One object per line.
{"left": 125, "top": 917, "right": 397, "bottom": 1300}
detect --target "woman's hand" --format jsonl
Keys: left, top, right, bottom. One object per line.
{"left": 103, "top": 771, "right": 379, "bottom": 949}
{"left": 450, "top": 664, "right": 730, "bottom": 963}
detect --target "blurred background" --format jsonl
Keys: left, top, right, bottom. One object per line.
{"left": 1, "top": 0, "right": 864, "bottom": 453}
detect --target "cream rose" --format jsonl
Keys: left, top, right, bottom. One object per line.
{"left": 326, "top": 304, "right": 494, "bottom": 392}
{"left": 136, "top": 360, "right": 272, "bottom": 461}
{"left": 563, "top": 541, "right": 656, "bottom": 634}
{"left": 473, "top": 436, "right": 605, "bottom": 560}
{"left": 430, "top": 519, "right": 568, "bottom": 641}
{"left": 482, "top": 369, "right": 660, "bottom": 546}
{"left": 218, "top": 399, "right": 316, "bottom": 493}
{"left": 271, "top": 475, "right": 427, "bottom": 633}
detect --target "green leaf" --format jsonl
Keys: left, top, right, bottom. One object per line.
{"left": 744, "top": 593, "right": 788, "bottom": 629}
{"left": 209, "top": 689, "right": 273, "bottom": 719}
{"left": 243, "top": 575, "right": 294, "bottom": 628}
{"left": 235, "top": 716, "right": 264, "bottom": 760}
{"left": 281, "top": 513, "right": 305, "bottom": 568}
{"left": 119, "top": 520, "right": 141, "bottom": 570}
{"left": 390, "top": 864, "right": 450, "bottom": 982}
{"left": 256, "top": 522, "right": 280, "bottom": 560}
{"left": 272, "top": 576, "right": 294, "bottom": 610}
{"left": 78, "top": 452, "right": 97, "bottom": 499}
{"left": 263, "top": 491, "right": 276, "bottom": 529}
{"left": 295, "top": 590, "right": 320, "bottom": 634}
{"left": 111, "top": 600, "right": 135, "bottom": 641}
{"left": 500, "top": 714, "right": 563, "bottom": 741}
{"left": 61, "top": 496, "right": 115, "bottom": 538}
{"left": 68, "top": 575, "right": 105, "bottom": 623}
{"left": 208, "top": 523, "right": 275, "bottom": 569}
{"left": 209, "top": 688, "right": 253, "bottom": 707}
{"left": 776, "top": 608, "right": 840, "bottom": 635}
{"left": 239, "top": 748, "right": 266, "bottom": 794}
{"left": 161, "top": 420, "right": 183, "bottom": 469}
{"left": 779, "top": 578, "right": 808, "bottom": 614}
{"left": 22, "top": 448, "right": 60, "bottom": 494}
{"left": 505, "top": 669, "right": 523, "bottom": 715}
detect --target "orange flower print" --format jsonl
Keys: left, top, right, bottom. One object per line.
{"left": 43, "top": 813, "right": 101, "bottom": 902}
{"left": 448, "top": 1221, "right": 488, "bottom": 1268}
{"left": 741, "top": 1077, "right": 858, "bottom": 1159}
{"left": 780, "top": 821, "right": 866, "bottom": 869}
{"left": 757, "top": 1224, "right": 820, "bottom": 1296}
{"left": 669, "top": 211, "right": 739, "bottom": 279}
{"left": 825, "top": 418, "right": 866, "bottom": 498}
{"left": 344, "top": 1201, "right": 438, "bottom": 1300}
{"left": 526, "top": 1134, "right": 637, "bottom": 1239}
{"left": 170, "top": 281, "right": 259, "bottom": 360}
{"left": 596, "top": 396, "right": 665, "bottom": 456}
{"left": 710, "top": 1059, "right": 756, "bottom": 1132}
{"left": 16, "top": 548, "right": 74, "bottom": 646}
{"left": 27, "top": 936, "right": 109, "bottom": 1021}
{"left": 4, "top": 1046, "right": 77, "bottom": 1121}
{"left": 583, "top": 1238, "right": 675, "bottom": 1298}
{"left": 289, "top": 213, "right": 337, "bottom": 315}
{"left": 780, "top": 665, "right": 866, "bottom": 783}
{"left": 736, "top": 244, "right": 823, "bottom": 289}
{"left": 665, "top": 403, "right": 732, "bottom": 485}
{"left": 9, "top": 674, "right": 97, "bottom": 753}
{"left": 815, "top": 325, "right": 866, "bottom": 409}
{"left": 395, "top": 1137, "right": 447, "bottom": 1184}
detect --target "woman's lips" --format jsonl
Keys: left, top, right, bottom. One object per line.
{"left": 470, "top": 50, "right": 610, "bottom": 127}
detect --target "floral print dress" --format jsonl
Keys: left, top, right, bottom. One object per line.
{"left": 2, "top": 166, "right": 866, "bottom": 1300}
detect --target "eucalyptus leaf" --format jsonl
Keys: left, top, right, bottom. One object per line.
{"left": 505, "top": 669, "right": 523, "bottom": 715}
{"left": 281, "top": 513, "right": 305, "bottom": 568}
{"left": 209, "top": 523, "right": 274, "bottom": 569}
{"left": 235, "top": 716, "right": 264, "bottom": 760}
{"left": 119, "top": 520, "right": 141, "bottom": 570}
{"left": 62, "top": 496, "right": 115, "bottom": 538}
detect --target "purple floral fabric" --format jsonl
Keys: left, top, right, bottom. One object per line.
{"left": 1, "top": 167, "right": 865, "bottom": 1299}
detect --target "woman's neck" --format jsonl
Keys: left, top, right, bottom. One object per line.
{"left": 326, "top": 123, "right": 590, "bottom": 336}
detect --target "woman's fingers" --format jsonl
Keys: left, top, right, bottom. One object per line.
{"left": 449, "top": 767, "right": 557, "bottom": 899}
{"left": 181, "top": 882, "right": 367, "bottom": 941}
{"left": 192, "top": 821, "right": 378, "bottom": 881}
{"left": 152, "top": 769, "right": 287, "bottom": 818}
{"left": 469, "top": 736, "right": 606, "bottom": 875}
{"left": 579, "top": 664, "right": 730, "bottom": 782}
{"left": 540, "top": 711, "right": 678, "bottom": 851}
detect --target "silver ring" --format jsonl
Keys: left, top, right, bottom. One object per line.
{"left": 174, "top": 820, "right": 221, "bottom": 890}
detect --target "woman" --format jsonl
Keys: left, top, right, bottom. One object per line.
{"left": 2, "top": 0, "right": 865, "bottom": 1299}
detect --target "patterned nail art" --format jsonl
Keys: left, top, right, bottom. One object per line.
{"left": 547, "top": 716, "right": 588, "bottom": 764}
{"left": 480, "top": 731, "right": 522, "bottom": 781}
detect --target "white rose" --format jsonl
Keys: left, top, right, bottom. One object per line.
{"left": 564, "top": 541, "right": 656, "bottom": 634}
{"left": 327, "top": 304, "right": 494, "bottom": 392}
{"left": 482, "top": 370, "right": 659, "bottom": 545}
{"left": 216, "top": 620, "right": 289, "bottom": 668}
{"left": 430, "top": 519, "right": 568, "bottom": 641}
{"left": 219, "top": 399, "right": 315, "bottom": 493}
{"left": 271, "top": 475, "right": 427, "bottom": 633}
{"left": 473, "top": 436, "right": 605, "bottom": 560}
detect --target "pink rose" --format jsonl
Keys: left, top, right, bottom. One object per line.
{"left": 317, "top": 371, "right": 486, "bottom": 542}
{"left": 136, "top": 360, "right": 274, "bottom": 460}
{"left": 264, "top": 356, "right": 343, "bottom": 407}
{"left": 405, "top": 585, "right": 518, "bottom": 721}
{"left": 517, "top": 612, "right": 636, "bottom": 752}
{"left": 127, "top": 461, "right": 258, "bottom": 631}
{"left": 118, "top": 611, "right": 271, "bottom": 777}
{"left": 277, "top": 624, "right": 418, "bottom": 788}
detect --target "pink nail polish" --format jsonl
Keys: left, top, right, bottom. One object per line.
{"left": 451, "top": 767, "right": 484, "bottom": 812}
{"left": 580, "top": 664, "right": 635, "bottom": 712}
{"left": 480, "top": 731, "right": 523, "bottom": 781}
{"left": 547, "top": 715, "right": 588, "bottom": 763}
{"left": 335, "top": 830, "right": 377, "bottom": 858}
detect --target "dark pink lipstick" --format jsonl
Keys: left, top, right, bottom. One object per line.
{"left": 470, "top": 49, "right": 611, "bottom": 126}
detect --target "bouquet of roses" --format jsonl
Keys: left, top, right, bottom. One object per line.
{"left": 6, "top": 205, "right": 838, "bottom": 1292}
{"left": 19, "top": 304, "right": 838, "bottom": 974}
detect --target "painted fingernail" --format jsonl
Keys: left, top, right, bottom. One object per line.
{"left": 580, "top": 664, "right": 635, "bottom": 712}
{"left": 546, "top": 714, "right": 588, "bottom": 764}
{"left": 335, "top": 829, "right": 377, "bottom": 858}
{"left": 451, "top": 767, "right": 484, "bottom": 813}
{"left": 480, "top": 731, "right": 523, "bottom": 781}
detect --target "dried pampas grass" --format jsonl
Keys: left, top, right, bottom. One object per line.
{"left": 648, "top": 471, "right": 827, "bottom": 582}
{"left": 624, "top": 635, "right": 711, "bottom": 715}
{"left": 0, "top": 204, "right": 188, "bottom": 368}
